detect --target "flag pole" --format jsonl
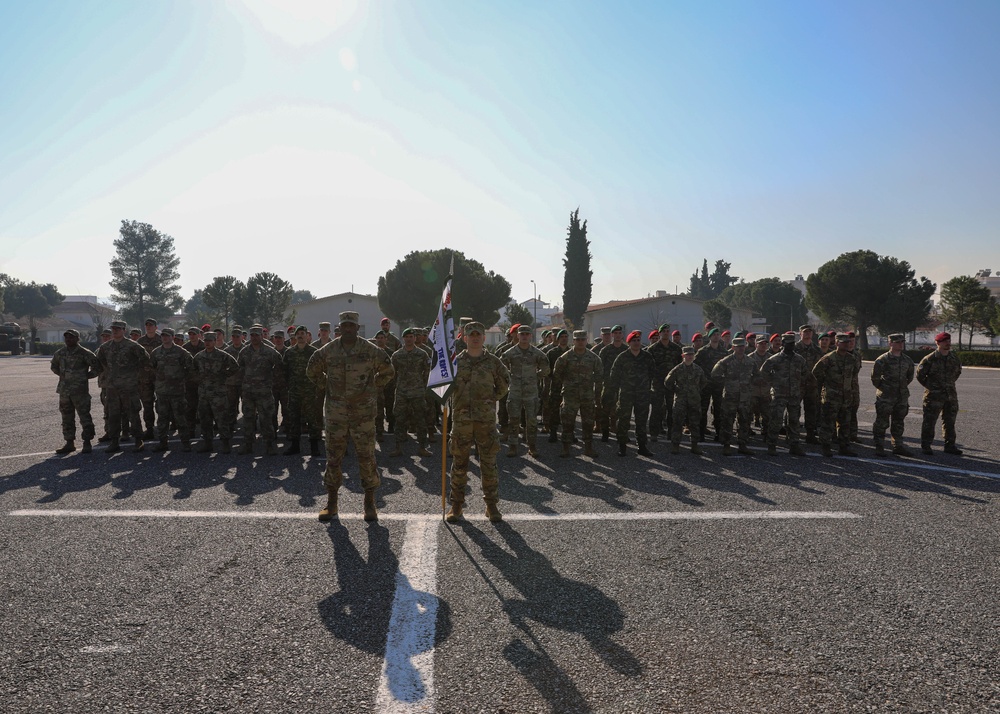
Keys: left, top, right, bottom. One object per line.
{"left": 441, "top": 405, "right": 449, "bottom": 519}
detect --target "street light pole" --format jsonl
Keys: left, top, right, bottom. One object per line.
{"left": 775, "top": 301, "right": 793, "bottom": 332}
{"left": 530, "top": 280, "right": 537, "bottom": 333}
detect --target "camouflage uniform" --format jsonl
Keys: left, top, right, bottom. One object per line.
{"left": 375, "top": 344, "right": 396, "bottom": 439}
{"left": 608, "top": 348, "right": 655, "bottom": 449}
{"left": 494, "top": 338, "right": 516, "bottom": 435}
{"left": 597, "top": 342, "right": 627, "bottom": 438}
{"left": 96, "top": 337, "right": 150, "bottom": 443}
{"left": 711, "top": 352, "right": 756, "bottom": 448}
{"left": 237, "top": 341, "right": 283, "bottom": 445}
{"left": 418, "top": 338, "right": 437, "bottom": 434}
{"left": 916, "top": 350, "right": 962, "bottom": 451}
{"left": 193, "top": 348, "right": 239, "bottom": 441}
{"left": 794, "top": 340, "right": 824, "bottom": 441}
{"left": 847, "top": 347, "right": 863, "bottom": 440}
{"left": 500, "top": 343, "right": 550, "bottom": 449}
{"left": 812, "top": 350, "right": 856, "bottom": 452}
{"left": 223, "top": 341, "right": 245, "bottom": 434}
{"left": 647, "top": 340, "right": 683, "bottom": 439}
{"left": 391, "top": 346, "right": 431, "bottom": 448}
{"left": 271, "top": 341, "right": 289, "bottom": 433}
{"left": 149, "top": 343, "right": 195, "bottom": 442}
{"left": 544, "top": 342, "right": 570, "bottom": 436}
{"left": 553, "top": 347, "right": 603, "bottom": 445}
{"left": 50, "top": 343, "right": 101, "bottom": 442}
{"left": 664, "top": 361, "right": 708, "bottom": 446}
{"left": 760, "top": 349, "right": 809, "bottom": 449}
{"left": 283, "top": 343, "right": 322, "bottom": 444}
{"left": 747, "top": 348, "right": 772, "bottom": 437}
{"left": 448, "top": 351, "right": 510, "bottom": 507}
{"left": 694, "top": 342, "right": 729, "bottom": 438}
{"left": 181, "top": 339, "right": 206, "bottom": 432}
{"left": 307, "top": 337, "right": 394, "bottom": 491}
{"left": 136, "top": 332, "right": 160, "bottom": 435}
{"left": 871, "top": 349, "right": 915, "bottom": 450}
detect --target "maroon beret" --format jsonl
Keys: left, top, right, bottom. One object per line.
{"left": 935, "top": 331, "right": 951, "bottom": 343}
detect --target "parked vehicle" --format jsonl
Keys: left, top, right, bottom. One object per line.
{"left": 0, "top": 322, "right": 27, "bottom": 355}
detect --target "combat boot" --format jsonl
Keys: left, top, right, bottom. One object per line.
{"left": 106, "top": 439, "right": 122, "bottom": 454}
{"left": 548, "top": 431, "right": 558, "bottom": 443}
{"left": 98, "top": 434, "right": 111, "bottom": 443}
{"left": 363, "top": 488, "right": 378, "bottom": 522}
{"left": 220, "top": 438, "right": 232, "bottom": 454}
{"left": 921, "top": 443, "right": 934, "bottom": 455}
{"left": 601, "top": 428, "right": 610, "bottom": 443}
{"left": 789, "top": 443, "right": 806, "bottom": 456}
{"left": 838, "top": 444, "right": 858, "bottom": 457}
{"left": 821, "top": 444, "right": 833, "bottom": 457}
{"left": 690, "top": 442, "right": 704, "bottom": 456}
{"left": 132, "top": 438, "right": 145, "bottom": 453}
{"left": 527, "top": 444, "right": 540, "bottom": 458}
{"left": 81, "top": 439, "right": 93, "bottom": 454}
{"left": 944, "top": 444, "right": 964, "bottom": 455}
{"left": 507, "top": 443, "right": 518, "bottom": 458}
{"left": 617, "top": 441, "right": 627, "bottom": 457}
{"left": 55, "top": 441, "right": 76, "bottom": 455}
{"left": 152, "top": 438, "right": 169, "bottom": 453}
{"left": 196, "top": 438, "right": 214, "bottom": 453}
{"left": 417, "top": 445, "right": 432, "bottom": 457}
{"left": 310, "top": 439, "right": 321, "bottom": 457}
{"left": 265, "top": 440, "right": 277, "bottom": 456}
{"left": 560, "top": 442, "right": 572, "bottom": 458}
{"left": 239, "top": 437, "right": 255, "bottom": 455}
{"left": 318, "top": 486, "right": 339, "bottom": 522}
{"left": 805, "top": 431, "right": 820, "bottom": 445}
{"left": 737, "top": 443, "right": 754, "bottom": 456}
{"left": 721, "top": 444, "right": 733, "bottom": 456}
{"left": 485, "top": 500, "right": 503, "bottom": 523}
{"left": 637, "top": 437, "right": 653, "bottom": 458}
{"left": 179, "top": 438, "right": 191, "bottom": 452}
{"left": 873, "top": 440, "right": 887, "bottom": 457}
{"left": 388, "top": 442, "right": 404, "bottom": 457}
{"left": 670, "top": 442, "right": 681, "bottom": 455}
{"left": 445, "top": 491, "right": 464, "bottom": 523}
{"left": 283, "top": 440, "right": 301, "bottom": 456}
{"left": 767, "top": 444, "right": 778, "bottom": 456}
{"left": 142, "top": 428, "right": 155, "bottom": 440}
{"left": 892, "top": 443, "right": 914, "bottom": 457}
{"left": 584, "top": 441, "right": 599, "bottom": 459}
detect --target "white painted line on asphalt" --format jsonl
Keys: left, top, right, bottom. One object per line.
{"left": 0, "top": 451, "right": 55, "bottom": 461}
{"left": 7, "top": 508, "right": 861, "bottom": 521}
{"left": 80, "top": 644, "right": 132, "bottom": 654}
{"left": 849, "top": 458, "right": 1000, "bottom": 481}
{"left": 376, "top": 518, "right": 439, "bottom": 713}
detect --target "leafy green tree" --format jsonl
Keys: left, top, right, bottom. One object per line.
{"left": 290, "top": 289, "right": 315, "bottom": 305}
{"left": 5, "top": 281, "right": 64, "bottom": 354}
{"left": 990, "top": 302, "right": 1000, "bottom": 337}
{"left": 562, "top": 208, "right": 593, "bottom": 329}
{"left": 939, "top": 276, "right": 994, "bottom": 349}
{"left": 874, "top": 276, "right": 936, "bottom": 339}
{"left": 0, "top": 272, "right": 13, "bottom": 312}
{"left": 184, "top": 289, "right": 217, "bottom": 329}
{"left": 201, "top": 276, "right": 244, "bottom": 334}
{"left": 806, "top": 251, "right": 930, "bottom": 349}
{"left": 702, "top": 299, "right": 732, "bottom": 330}
{"left": 377, "top": 249, "right": 512, "bottom": 328}
{"left": 234, "top": 272, "right": 294, "bottom": 328}
{"left": 709, "top": 260, "right": 738, "bottom": 297}
{"left": 688, "top": 259, "right": 711, "bottom": 300}
{"left": 503, "top": 302, "right": 536, "bottom": 330}
{"left": 718, "top": 278, "right": 808, "bottom": 333}
{"left": 109, "top": 219, "right": 183, "bottom": 325}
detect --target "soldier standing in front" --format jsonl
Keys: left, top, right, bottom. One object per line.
{"left": 552, "top": 330, "right": 603, "bottom": 458}
{"left": 916, "top": 332, "right": 962, "bottom": 455}
{"left": 871, "top": 333, "right": 915, "bottom": 457}
{"left": 759, "top": 333, "right": 809, "bottom": 456}
{"left": 664, "top": 346, "right": 707, "bottom": 455}
{"left": 608, "top": 330, "right": 655, "bottom": 457}
{"left": 149, "top": 328, "right": 195, "bottom": 452}
{"left": 96, "top": 319, "right": 150, "bottom": 453}
{"left": 51, "top": 329, "right": 102, "bottom": 454}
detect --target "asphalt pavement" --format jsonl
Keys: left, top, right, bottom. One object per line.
{"left": 2, "top": 355, "right": 998, "bottom": 713}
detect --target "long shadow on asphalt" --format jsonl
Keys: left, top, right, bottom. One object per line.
{"left": 454, "top": 521, "right": 642, "bottom": 713}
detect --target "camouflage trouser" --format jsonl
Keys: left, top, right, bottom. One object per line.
{"left": 802, "top": 385, "right": 820, "bottom": 436}
{"left": 505, "top": 393, "right": 540, "bottom": 446}
{"left": 377, "top": 381, "right": 395, "bottom": 435}
{"left": 199, "top": 391, "right": 232, "bottom": 440}
{"left": 272, "top": 384, "right": 288, "bottom": 432}
{"left": 287, "top": 387, "right": 321, "bottom": 441}
{"left": 185, "top": 382, "right": 199, "bottom": 431}
{"left": 560, "top": 392, "right": 596, "bottom": 444}
{"left": 106, "top": 387, "right": 142, "bottom": 440}
{"left": 671, "top": 395, "right": 701, "bottom": 444}
{"left": 873, "top": 396, "right": 908, "bottom": 445}
{"left": 818, "top": 398, "right": 850, "bottom": 448}
{"left": 848, "top": 389, "right": 861, "bottom": 439}
{"left": 546, "top": 381, "right": 564, "bottom": 434}
{"left": 616, "top": 397, "right": 650, "bottom": 443}
{"left": 497, "top": 394, "right": 509, "bottom": 433}
{"left": 700, "top": 384, "right": 723, "bottom": 436}
{"left": 648, "top": 384, "right": 673, "bottom": 437}
{"left": 394, "top": 393, "right": 428, "bottom": 446}
{"left": 323, "top": 414, "right": 379, "bottom": 491}
{"left": 767, "top": 396, "right": 801, "bottom": 446}
{"left": 226, "top": 384, "right": 242, "bottom": 434}
{"left": 139, "top": 375, "right": 155, "bottom": 431}
{"left": 598, "top": 388, "right": 618, "bottom": 434}
{"left": 59, "top": 391, "right": 95, "bottom": 442}
{"left": 449, "top": 419, "right": 500, "bottom": 503}
{"left": 155, "top": 393, "right": 190, "bottom": 440}
{"left": 750, "top": 394, "right": 770, "bottom": 435}
{"left": 921, "top": 395, "right": 958, "bottom": 447}
{"left": 241, "top": 387, "right": 275, "bottom": 441}
{"left": 720, "top": 397, "right": 751, "bottom": 446}
{"left": 100, "top": 388, "right": 109, "bottom": 437}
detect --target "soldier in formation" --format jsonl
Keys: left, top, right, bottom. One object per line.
{"left": 500, "top": 325, "right": 550, "bottom": 458}
{"left": 51, "top": 329, "right": 101, "bottom": 454}
{"left": 389, "top": 327, "right": 432, "bottom": 458}
{"left": 608, "top": 330, "right": 655, "bottom": 457}
{"left": 870, "top": 333, "right": 914, "bottom": 457}
{"left": 916, "top": 331, "right": 963, "bottom": 455}
{"left": 552, "top": 330, "right": 603, "bottom": 458}
{"left": 149, "top": 328, "right": 195, "bottom": 452}
{"left": 664, "top": 346, "right": 707, "bottom": 455}
{"left": 96, "top": 320, "right": 150, "bottom": 453}
{"left": 812, "top": 334, "right": 859, "bottom": 457}
{"left": 759, "top": 333, "right": 809, "bottom": 456}
{"left": 711, "top": 336, "right": 755, "bottom": 456}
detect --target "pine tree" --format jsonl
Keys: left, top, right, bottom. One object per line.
{"left": 109, "top": 220, "right": 183, "bottom": 325}
{"left": 562, "top": 208, "right": 593, "bottom": 329}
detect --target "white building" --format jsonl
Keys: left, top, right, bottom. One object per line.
{"left": 975, "top": 268, "right": 1000, "bottom": 300}
{"left": 269, "top": 292, "right": 386, "bottom": 339}
{"left": 582, "top": 293, "right": 754, "bottom": 342}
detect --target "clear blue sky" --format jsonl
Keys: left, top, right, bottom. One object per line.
{"left": 2, "top": 0, "right": 998, "bottom": 312}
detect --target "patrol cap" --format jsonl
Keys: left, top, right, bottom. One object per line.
{"left": 836, "top": 333, "right": 851, "bottom": 343}
{"left": 318, "top": 321, "right": 331, "bottom": 330}
{"left": 202, "top": 331, "right": 217, "bottom": 341}
{"left": 888, "top": 333, "right": 904, "bottom": 343}
{"left": 101, "top": 327, "right": 112, "bottom": 335}
{"left": 402, "top": 327, "right": 415, "bottom": 337}
{"left": 465, "top": 322, "right": 485, "bottom": 335}
{"left": 460, "top": 316, "right": 474, "bottom": 325}
{"left": 935, "top": 331, "right": 951, "bottom": 343}
{"left": 249, "top": 325, "right": 263, "bottom": 335}
{"left": 294, "top": 325, "right": 307, "bottom": 334}
{"left": 626, "top": 330, "right": 642, "bottom": 343}
{"left": 781, "top": 333, "right": 796, "bottom": 344}
{"left": 517, "top": 325, "right": 531, "bottom": 334}
{"left": 272, "top": 330, "right": 285, "bottom": 338}
{"left": 681, "top": 346, "right": 696, "bottom": 355}
{"left": 731, "top": 337, "right": 746, "bottom": 347}
{"left": 798, "top": 324, "right": 813, "bottom": 333}
{"left": 161, "top": 327, "right": 175, "bottom": 337}
{"left": 339, "top": 312, "right": 359, "bottom": 325}
{"left": 129, "top": 328, "right": 141, "bottom": 336}
{"left": 373, "top": 330, "right": 386, "bottom": 338}
{"left": 231, "top": 325, "right": 243, "bottom": 334}
{"left": 600, "top": 326, "right": 612, "bottom": 334}
{"left": 63, "top": 329, "right": 80, "bottom": 338}
{"left": 187, "top": 326, "right": 202, "bottom": 335}
{"left": 572, "top": 330, "right": 587, "bottom": 340}
{"left": 541, "top": 330, "right": 551, "bottom": 337}
{"left": 658, "top": 323, "right": 670, "bottom": 332}
{"left": 144, "top": 318, "right": 157, "bottom": 326}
